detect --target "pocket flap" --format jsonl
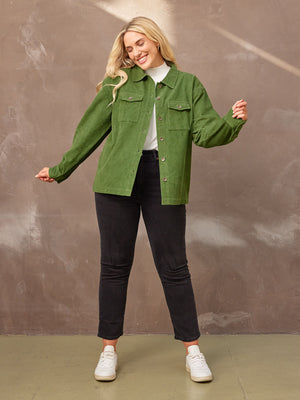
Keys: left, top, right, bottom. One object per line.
{"left": 168, "top": 101, "right": 191, "bottom": 111}
{"left": 119, "top": 93, "right": 143, "bottom": 102}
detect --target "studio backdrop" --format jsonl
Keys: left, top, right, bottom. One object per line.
{"left": 1, "top": 0, "right": 299, "bottom": 335}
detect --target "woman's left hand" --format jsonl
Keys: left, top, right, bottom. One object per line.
{"left": 232, "top": 99, "right": 248, "bottom": 120}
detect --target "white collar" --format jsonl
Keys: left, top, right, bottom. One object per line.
{"left": 145, "top": 61, "right": 171, "bottom": 83}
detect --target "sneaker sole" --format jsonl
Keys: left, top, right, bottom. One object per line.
{"left": 94, "top": 373, "right": 116, "bottom": 381}
{"left": 186, "top": 365, "right": 213, "bottom": 382}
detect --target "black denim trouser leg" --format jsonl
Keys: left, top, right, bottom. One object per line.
{"left": 95, "top": 150, "right": 200, "bottom": 341}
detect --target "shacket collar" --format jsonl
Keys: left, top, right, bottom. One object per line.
{"left": 131, "top": 62, "right": 178, "bottom": 88}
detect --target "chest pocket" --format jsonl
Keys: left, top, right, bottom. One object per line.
{"left": 167, "top": 101, "right": 191, "bottom": 130}
{"left": 118, "top": 93, "right": 143, "bottom": 122}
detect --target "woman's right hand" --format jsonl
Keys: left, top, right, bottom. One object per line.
{"left": 35, "top": 167, "right": 55, "bottom": 183}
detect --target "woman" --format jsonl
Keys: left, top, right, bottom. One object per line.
{"left": 36, "top": 16, "right": 247, "bottom": 382}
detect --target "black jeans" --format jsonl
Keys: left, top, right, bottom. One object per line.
{"left": 95, "top": 150, "right": 200, "bottom": 341}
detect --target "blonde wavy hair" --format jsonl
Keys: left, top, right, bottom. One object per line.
{"left": 96, "top": 16, "right": 178, "bottom": 103}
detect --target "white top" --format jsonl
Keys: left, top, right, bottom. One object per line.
{"left": 143, "top": 62, "right": 171, "bottom": 150}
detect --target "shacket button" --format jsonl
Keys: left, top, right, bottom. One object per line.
{"left": 128, "top": 96, "right": 133, "bottom": 100}
{"left": 178, "top": 104, "right": 182, "bottom": 109}
{"left": 160, "top": 137, "right": 164, "bottom": 141}
{"left": 158, "top": 116, "right": 162, "bottom": 121}
{"left": 156, "top": 96, "right": 161, "bottom": 100}
{"left": 161, "top": 157, "right": 166, "bottom": 162}
{"left": 158, "top": 84, "right": 162, "bottom": 89}
{"left": 163, "top": 177, "right": 167, "bottom": 182}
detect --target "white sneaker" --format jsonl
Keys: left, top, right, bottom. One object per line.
{"left": 186, "top": 345, "right": 213, "bottom": 382}
{"left": 94, "top": 345, "right": 118, "bottom": 381}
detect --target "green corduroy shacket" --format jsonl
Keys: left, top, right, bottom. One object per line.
{"left": 49, "top": 63, "right": 247, "bottom": 205}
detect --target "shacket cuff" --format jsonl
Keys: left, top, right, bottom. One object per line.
{"left": 48, "top": 165, "right": 68, "bottom": 183}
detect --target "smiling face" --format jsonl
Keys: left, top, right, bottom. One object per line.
{"left": 124, "top": 31, "right": 164, "bottom": 70}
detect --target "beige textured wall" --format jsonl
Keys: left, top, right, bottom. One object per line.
{"left": 1, "top": 0, "right": 299, "bottom": 335}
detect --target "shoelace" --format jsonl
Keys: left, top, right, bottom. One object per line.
{"left": 189, "top": 353, "right": 208, "bottom": 368}
{"left": 99, "top": 351, "right": 115, "bottom": 367}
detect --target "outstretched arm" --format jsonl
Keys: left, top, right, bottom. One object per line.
{"left": 34, "top": 75, "right": 116, "bottom": 184}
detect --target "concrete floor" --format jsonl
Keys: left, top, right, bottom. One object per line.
{"left": 0, "top": 334, "right": 299, "bottom": 400}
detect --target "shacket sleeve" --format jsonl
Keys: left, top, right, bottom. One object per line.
{"left": 191, "top": 76, "right": 246, "bottom": 148}
{"left": 48, "top": 77, "right": 115, "bottom": 183}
